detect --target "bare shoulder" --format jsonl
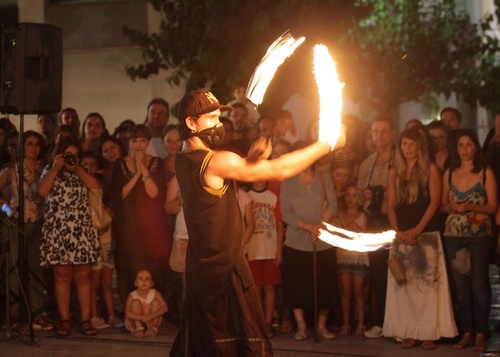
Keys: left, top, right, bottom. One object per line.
{"left": 208, "top": 150, "right": 245, "bottom": 173}
{"left": 429, "top": 162, "right": 440, "bottom": 176}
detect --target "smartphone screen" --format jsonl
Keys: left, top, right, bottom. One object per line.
{"left": 1, "top": 203, "right": 14, "bottom": 217}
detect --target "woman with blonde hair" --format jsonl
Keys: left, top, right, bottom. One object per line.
{"left": 383, "top": 128, "right": 457, "bottom": 350}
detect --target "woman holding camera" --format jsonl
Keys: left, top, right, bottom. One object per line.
{"left": 38, "top": 136, "right": 101, "bottom": 337}
{"left": 441, "top": 128, "right": 497, "bottom": 352}
{"left": 383, "top": 128, "right": 457, "bottom": 350}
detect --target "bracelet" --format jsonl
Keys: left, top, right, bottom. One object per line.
{"left": 142, "top": 175, "right": 151, "bottom": 182}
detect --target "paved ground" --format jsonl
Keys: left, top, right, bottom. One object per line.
{"left": 1, "top": 266, "right": 500, "bottom": 356}
{"left": 0, "top": 321, "right": 497, "bottom": 357}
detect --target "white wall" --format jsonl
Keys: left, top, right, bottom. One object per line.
{"left": 9, "top": 0, "right": 185, "bottom": 134}
{"left": 11, "top": 47, "right": 184, "bottom": 133}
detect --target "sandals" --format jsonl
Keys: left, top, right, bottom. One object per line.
{"left": 80, "top": 320, "right": 97, "bottom": 336}
{"left": 402, "top": 338, "right": 420, "bottom": 348}
{"left": 338, "top": 324, "right": 351, "bottom": 336}
{"left": 355, "top": 325, "right": 366, "bottom": 336}
{"left": 144, "top": 327, "right": 158, "bottom": 338}
{"left": 453, "top": 332, "right": 474, "bottom": 350}
{"left": 422, "top": 340, "right": 437, "bottom": 350}
{"left": 473, "top": 333, "right": 487, "bottom": 352}
{"left": 133, "top": 326, "right": 145, "bottom": 338}
{"left": 56, "top": 320, "right": 71, "bottom": 337}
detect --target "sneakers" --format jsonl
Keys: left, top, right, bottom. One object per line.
{"left": 91, "top": 316, "right": 110, "bottom": 330}
{"left": 364, "top": 325, "right": 383, "bottom": 339}
{"left": 319, "top": 328, "right": 336, "bottom": 340}
{"left": 294, "top": 329, "right": 308, "bottom": 341}
{"left": 33, "top": 316, "right": 55, "bottom": 331}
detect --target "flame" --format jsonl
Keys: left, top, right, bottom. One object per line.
{"left": 246, "top": 31, "right": 305, "bottom": 105}
{"left": 318, "top": 222, "right": 395, "bottom": 252}
{"left": 313, "top": 45, "right": 344, "bottom": 149}
{"left": 247, "top": 34, "right": 387, "bottom": 253}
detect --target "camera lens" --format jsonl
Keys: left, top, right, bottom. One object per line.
{"left": 64, "top": 152, "right": 77, "bottom": 166}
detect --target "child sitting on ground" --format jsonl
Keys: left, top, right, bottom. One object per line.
{"left": 125, "top": 269, "right": 168, "bottom": 338}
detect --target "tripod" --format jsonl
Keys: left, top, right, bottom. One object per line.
{"left": 1, "top": 213, "right": 31, "bottom": 341}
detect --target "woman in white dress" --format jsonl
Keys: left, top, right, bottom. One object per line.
{"left": 383, "top": 128, "right": 457, "bottom": 350}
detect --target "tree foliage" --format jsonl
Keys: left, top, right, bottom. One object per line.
{"left": 124, "top": 0, "right": 500, "bottom": 115}
{"left": 341, "top": 0, "right": 500, "bottom": 115}
{"left": 123, "top": 0, "right": 366, "bottom": 103}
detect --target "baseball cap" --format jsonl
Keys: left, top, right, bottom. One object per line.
{"left": 177, "top": 90, "right": 232, "bottom": 122}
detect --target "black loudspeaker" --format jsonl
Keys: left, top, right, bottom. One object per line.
{"left": 0, "top": 23, "right": 62, "bottom": 114}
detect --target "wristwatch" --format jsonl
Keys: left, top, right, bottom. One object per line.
{"left": 142, "top": 175, "right": 151, "bottom": 181}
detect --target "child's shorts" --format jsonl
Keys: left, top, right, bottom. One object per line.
{"left": 337, "top": 263, "right": 368, "bottom": 277}
{"left": 248, "top": 259, "right": 282, "bottom": 286}
{"left": 92, "top": 230, "right": 114, "bottom": 270}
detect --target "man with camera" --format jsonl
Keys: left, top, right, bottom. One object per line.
{"left": 357, "top": 115, "right": 395, "bottom": 339}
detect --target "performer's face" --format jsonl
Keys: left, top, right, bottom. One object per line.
{"left": 191, "top": 109, "right": 221, "bottom": 132}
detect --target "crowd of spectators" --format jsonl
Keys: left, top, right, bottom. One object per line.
{"left": 0, "top": 91, "right": 499, "bottom": 354}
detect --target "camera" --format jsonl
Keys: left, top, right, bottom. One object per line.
{"left": 367, "top": 185, "right": 385, "bottom": 213}
{"left": 1, "top": 203, "right": 14, "bottom": 217}
{"left": 64, "top": 152, "right": 77, "bottom": 166}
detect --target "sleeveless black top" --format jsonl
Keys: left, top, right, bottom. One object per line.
{"left": 175, "top": 148, "right": 254, "bottom": 294}
{"left": 396, "top": 185, "right": 441, "bottom": 232}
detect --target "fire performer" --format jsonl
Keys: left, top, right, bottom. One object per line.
{"left": 169, "top": 90, "right": 345, "bottom": 356}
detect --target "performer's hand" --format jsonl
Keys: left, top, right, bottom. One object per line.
{"left": 246, "top": 136, "right": 272, "bottom": 162}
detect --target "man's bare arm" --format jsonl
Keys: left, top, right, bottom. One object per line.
{"left": 208, "top": 133, "right": 345, "bottom": 184}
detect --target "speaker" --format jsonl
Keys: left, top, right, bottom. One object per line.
{"left": 0, "top": 23, "right": 62, "bottom": 114}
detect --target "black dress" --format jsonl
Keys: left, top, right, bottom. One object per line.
{"left": 111, "top": 157, "right": 170, "bottom": 305}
